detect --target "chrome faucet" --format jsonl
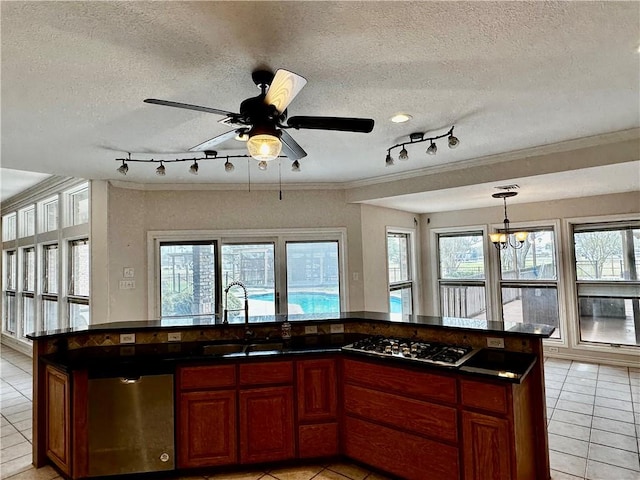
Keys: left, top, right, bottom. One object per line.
{"left": 223, "top": 280, "right": 250, "bottom": 326}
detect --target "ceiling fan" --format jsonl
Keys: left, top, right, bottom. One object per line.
{"left": 144, "top": 69, "right": 375, "bottom": 164}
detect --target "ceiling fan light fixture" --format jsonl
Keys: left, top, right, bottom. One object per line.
{"left": 246, "top": 132, "right": 282, "bottom": 162}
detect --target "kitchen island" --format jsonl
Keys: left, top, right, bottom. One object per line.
{"left": 28, "top": 312, "right": 554, "bottom": 480}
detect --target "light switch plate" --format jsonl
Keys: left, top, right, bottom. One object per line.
{"left": 119, "top": 280, "right": 135, "bottom": 290}
{"left": 123, "top": 267, "right": 135, "bottom": 278}
{"left": 330, "top": 324, "right": 344, "bottom": 334}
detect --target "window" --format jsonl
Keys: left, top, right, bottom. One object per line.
{"left": 4, "top": 250, "right": 17, "bottom": 334}
{"left": 43, "top": 244, "right": 59, "bottom": 330}
{"left": 21, "top": 247, "right": 36, "bottom": 336}
{"left": 19, "top": 206, "right": 35, "bottom": 237}
{"left": 2, "top": 213, "right": 16, "bottom": 241}
{"left": 222, "top": 243, "right": 275, "bottom": 317}
{"left": 286, "top": 241, "right": 340, "bottom": 314}
{"left": 69, "top": 238, "right": 89, "bottom": 327}
{"left": 40, "top": 197, "right": 58, "bottom": 232}
{"left": 387, "top": 232, "right": 413, "bottom": 317}
{"left": 68, "top": 185, "right": 89, "bottom": 226}
{"left": 573, "top": 222, "right": 639, "bottom": 347}
{"left": 160, "top": 241, "right": 216, "bottom": 317}
{"left": 498, "top": 228, "right": 560, "bottom": 339}
{"left": 437, "top": 232, "right": 487, "bottom": 319}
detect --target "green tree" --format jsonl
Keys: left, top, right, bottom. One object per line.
{"left": 574, "top": 231, "right": 622, "bottom": 279}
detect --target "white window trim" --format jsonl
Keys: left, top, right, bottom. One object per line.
{"left": 385, "top": 226, "right": 418, "bottom": 315}
{"left": 147, "top": 228, "right": 349, "bottom": 320}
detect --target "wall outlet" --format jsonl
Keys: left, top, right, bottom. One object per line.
{"left": 330, "top": 324, "right": 344, "bottom": 334}
{"left": 120, "top": 333, "right": 136, "bottom": 344}
{"left": 168, "top": 332, "right": 182, "bottom": 342}
{"left": 304, "top": 325, "right": 318, "bottom": 335}
{"left": 547, "top": 346, "right": 559, "bottom": 353}
{"left": 119, "top": 280, "right": 135, "bottom": 290}
{"left": 486, "top": 337, "right": 505, "bottom": 349}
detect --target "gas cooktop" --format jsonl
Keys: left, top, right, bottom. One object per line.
{"left": 342, "top": 335, "right": 478, "bottom": 367}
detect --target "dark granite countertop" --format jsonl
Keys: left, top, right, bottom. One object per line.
{"left": 27, "top": 311, "right": 555, "bottom": 340}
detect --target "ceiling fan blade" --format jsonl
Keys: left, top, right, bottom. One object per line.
{"left": 287, "top": 116, "right": 374, "bottom": 133}
{"left": 279, "top": 130, "right": 307, "bottom": 161}
{"left": 144, "top": 98, "right": 236, "bottom": 117}
{"left": 264, "top": 69, "right": 307, "bottom": 114}
{"left": 189, "top": 130, "right": 239, "bottom": 152}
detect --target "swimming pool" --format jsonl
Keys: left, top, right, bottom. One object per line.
{"left": 249, "top": 292, "right": 402, "bottom": 314}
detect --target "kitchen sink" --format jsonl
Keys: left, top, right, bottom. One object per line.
{"left": 246, "top": 342, "right": 284, "bottom": 352}
{"left": 202, "top": 343, "right": 246, "bottom": 356}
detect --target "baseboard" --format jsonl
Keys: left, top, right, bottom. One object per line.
{"left": 1, "top": 334, "right": 33, "bottom": 357}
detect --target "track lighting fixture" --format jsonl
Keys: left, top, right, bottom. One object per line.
{"left": 489, "top": 187, "right": 528, "bottom": 250}
{"left": 291, "top": 160, "right": 300, "bottom": 172}
{"left": 385, "top": 126, "right": 459, "bottom": 166}
{"left": 117, "top": 159, "right": 129, "bottom": 175}
{"left": 113, "top": 150, "right": 293, "bottom": 176}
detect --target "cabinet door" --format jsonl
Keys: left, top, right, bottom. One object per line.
{"left": 239, "top": 386, "right": 294, "bottom": 464}
{"left": 45, "top": 365, "right": 71, "bottom": 476}
{"left": 296, "top": 358, "right": 337, "bottom": 422}
{"left": 462, "top": 411, "right": 512, "bottom": 480}
{"left": 178, "top": 390, "right": 237, "bottom": 468}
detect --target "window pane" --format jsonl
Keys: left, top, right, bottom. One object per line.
{"left": 5, "top": 251, "right": 17, "bottom": 290}
{"left": 69, "top": 302, "right": 89, "bottom": 328}
{"left": 502, "top": 286, "right": 560, "bottom": 338}
{"left": 70, "top": 239, "right": 90, "bottom": 296}
{"left": 500, "top": 230, "right": 556, "bottom": 280}
{"left": 574, "top": 229, "right": 637, "bottom": 281}
{"left": 160, "top": 242, "right": 216, "bottom": 317}
{"left": 578, "top": 296, "right": 638, "bottom": 346}
{"left": 22, "top": 296, "right": 34, "bottom": 336}
{"left": 387, "top": 233, "right": 410, "bottom": 282}
{"left": 440, "top": 285, "right": 487, "bottom": 320}
{"left": 19, "top": 207, "right": 35, "bottom": 237}
{"left": 439, "top": 234, "right": 484, "bottom": 279}
{"left": 2, "top": 214, "right": 16, "bottom": 241}
{"left": 42, "top": 199, "right": 58, "bottom": 232}
{"left": 44, "top": 245, "right": 59, "bottom": 294}
{"left": 286, "top": 242, "right": 340, "bottom": 314}
{"left": 69, "top": 187, "right": 89, "bottom": 225}
{"left": 390, "top": 286, "right": 412, "bottom": 319}
{"left": 4, "top": 293, "right": 16, "bottom": 333}
{"left": 24, "top": 247, "right": 36, "bottom": 291}
{"left": 43, "top": 298, "right": 58, "bottom": 331}
{"left": 222, "top": 244, "right": 275, "bottom": 317}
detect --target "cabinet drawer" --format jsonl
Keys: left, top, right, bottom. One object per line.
{"left": 461, "top": 379, "right": 509, "bottom": 415}
{"left": 239, "top": 361, "right": 293, "bottom": 386}
{"left": 344, "top": 416, "right": 459, "bottom": 480}
{"left": 342, "top": 358, "right": 456, "bottom": 403}
{"left": 344, "top": 384, "right": 457, "bottom": 443}
{"left": 179, "top": 365, "right": 236, "bottom": 390}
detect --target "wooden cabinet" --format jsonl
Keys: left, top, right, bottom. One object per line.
{"left": 462, "top": 411, "right": 511, "bottom": 480}
{"left": 296, "top": 358, "right": 338, "bottom": 458}
{"left": 342, "top": 358, "right": 459, "bottom": 480}
{"left": 45, "top": 365, "right": 71, "bottom": 476}
{"left": 177, "top": 365, "right": 237, "bottom": 468}
{"left": 238, "top": 360, "right": 294, "bottom": 464}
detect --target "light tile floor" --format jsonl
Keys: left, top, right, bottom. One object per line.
{"left": 1, "top": 345, "right": 639, "bottom": 480}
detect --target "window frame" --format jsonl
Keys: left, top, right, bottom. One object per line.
{"left": 4, "top": 250, "right": 17, "bottom": 334}
{"left": 386, "top": 228, "right": 415, "bottom": 317}
{"left": 68, "top": 237, "right": 90, "bottom": 327}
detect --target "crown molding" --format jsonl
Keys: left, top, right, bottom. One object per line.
{"left": 1, "top": 176, "right": 84, "bottom": 214}
{"left": 108, "top": 180, "right": 344, "bottom": 192}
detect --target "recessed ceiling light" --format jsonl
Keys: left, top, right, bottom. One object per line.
{"left": 390, "top": 113, "right": 412, "bottom": 123}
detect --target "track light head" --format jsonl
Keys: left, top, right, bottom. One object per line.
{"left": 117, "top": 161, "right": 128, "bottom": 175}
{"left": 399, "top": 146, "right": 409, "bottom": 161}
{"left": 224, "top": 159, "right": 235, "bottom": 172}
{"left": 156, "top": 162, "right": 166, "bottom": 176}
{"left": 258, "top": 160, "right": 268, "bottom": 171}
{"left": 385, "top": 152, "right": 394, "bottom": 166}
{"left": 291, "top": 160, "right": 301, "bottom": 172}
{"left": 189, "top": 161, "right": 199, "bottom": 175}
{"left": 426, "top": 141, "right": 437, "bottom": 155}
{"left": 448, "top": 134, "right": 460, "bottom": 149}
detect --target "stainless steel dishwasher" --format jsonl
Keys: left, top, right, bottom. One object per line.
{"left": 87, "top": 366, "right": 174, "bottom": 477}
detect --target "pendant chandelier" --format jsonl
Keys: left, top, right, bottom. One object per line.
{"left": 489, "top": 188, "right": 528, "bottom": 250}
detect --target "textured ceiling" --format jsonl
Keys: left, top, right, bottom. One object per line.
{"left": 1, "top": 1, "right": 639, "bottom": 208}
